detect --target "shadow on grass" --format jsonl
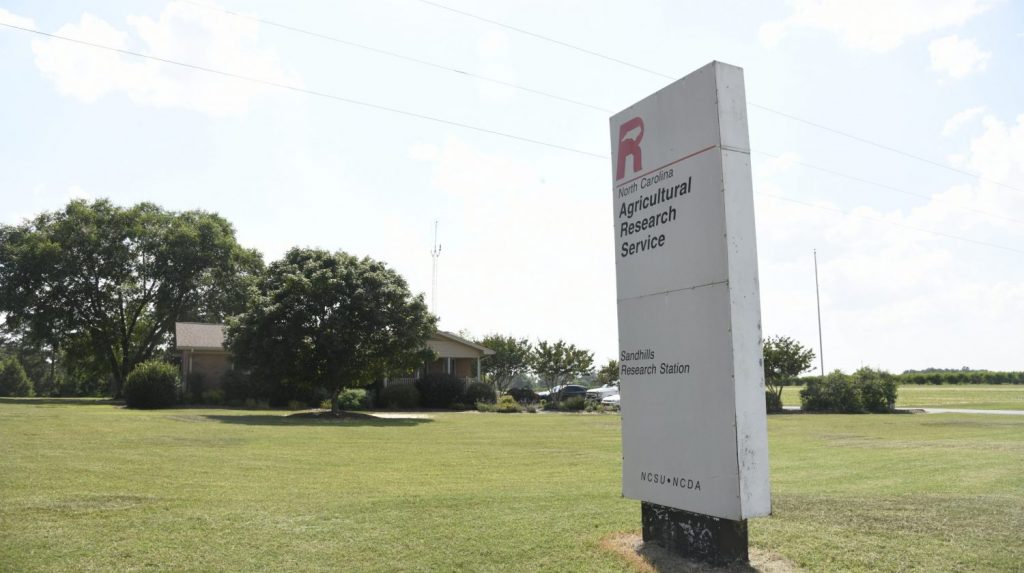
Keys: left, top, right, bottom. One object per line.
{"left": 0, "top": 397, "right": 122, "bottom": 406}
{"left": 199, "top": 413, "right": 433, "bottom": 427}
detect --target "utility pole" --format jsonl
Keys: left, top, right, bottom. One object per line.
{"left": 431, "top": 220, "right": 441, "bottom": 316}
{"left": 814, "top": 249, "right": 824, "bottom": 376}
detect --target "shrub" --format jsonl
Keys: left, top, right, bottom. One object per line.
{"left": 496, "top": 395, "right": 524, "bottom": 413}
{"left": 186, "top": 372, "right": 205, "bottom": 403}
{"left": 287, "top": 400, "right": 306, "bottom": 410}
{"left": 853, "top": 367, "right": 898, "bottom": 413}
{"left": 801, "top": 368, "right": 898, "bottom": 413}
{"left": 477, "top": 395, "right": 523, "bottom": 413}
{"left": 123, "top": 361, "right": 178, "bottom": 409}
{"left": 415, "top": 373, "right": 465, "bottom": 409}
{"left": 336, "top": 388, "right": 372, "bottom": 411}
{"left": 0, "top": 358, "right": 33, "bottom": 397}
{"left": 465, "top": 381, "right": 496, "bottom": 406}
{"left": 223, "top": 370, "right": 260, "bottom": 401}
{"left": 563, "top": 396, "right": 586, "bottom": 411}
{"left": 243, "top": 397, "right": 269, "bottom": 410}
{"left": 801, "top": 370, "right": 860, "bottom": 413}
{"left": 546, "top": 396, "right": 586, "bottom": 411}
{"left": 764, "top": 390, "right": 783, "bottom": 413}
{"left": 201, "top": 389, "right": 225, "bottom": 405}
{"left": 508, "top": 387, "right": 540, "bottom": 404}
{"left": 379, "top": 384, "right": 420, "bottom": 409}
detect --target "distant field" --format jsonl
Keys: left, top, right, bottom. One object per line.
{"left": 782, "top": 384, "right": 1024, "bottom": 410}
{"left": 1, "top": 399, "right": 1022, "bottom": 572}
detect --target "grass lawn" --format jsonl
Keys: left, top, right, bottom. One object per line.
{"left": 781, "top": 384, "right": 1024, "bottom": 410}
{"left": 1, "top": 399, "right": 1022, "bottom": 572}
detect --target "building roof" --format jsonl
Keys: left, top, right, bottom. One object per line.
{"left": 432, "top": 331, "right": 496, "bottom": 355}
{"left": 172, "top": 323, "right": 494, "bottom": 356}
{"left": 175, "top": 322, "right": 227, "bottom": 351}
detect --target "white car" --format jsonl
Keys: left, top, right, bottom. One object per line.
{"left": 586, "top": 384, "right": 619, "bottom": 402}
{"left": 601, "top": 393, "right": 620, "bottom": 409}
{"left": 536, "top": 385, "right": 561, "bottom": 400}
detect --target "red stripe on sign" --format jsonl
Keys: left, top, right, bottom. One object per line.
{"left": 616, "top": 144, "right": 717, "bottom": 186}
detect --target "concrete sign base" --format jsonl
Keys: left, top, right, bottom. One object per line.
{"left": 641, "top": 502, "right": 749, "bottom": 565}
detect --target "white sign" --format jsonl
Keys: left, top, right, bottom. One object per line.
{"left": 610, "top": 61, "right": 771, "bottom": 521}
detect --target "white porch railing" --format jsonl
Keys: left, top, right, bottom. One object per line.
{"left": 384, "top": 377, "right": 481, "bottom": 388}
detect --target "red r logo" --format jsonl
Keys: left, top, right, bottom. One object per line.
{"left": 616, "top": 117, "right": 645, "bottom": 180}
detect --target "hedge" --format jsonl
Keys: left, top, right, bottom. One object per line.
{"left": 415, "top": 373, "right": 465, "bottom": 408}
{"left": 800, "top": 368, "right": 897, "bottom": 413}
{"left": 792, "top": 371, "right": 1023, "bottom": 387}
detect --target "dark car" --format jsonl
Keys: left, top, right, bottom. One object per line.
{"left": 553, "top": 384, "right": 588, "bottom": 401}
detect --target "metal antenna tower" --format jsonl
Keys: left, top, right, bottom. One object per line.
{"left": 431, "top": 220, "right": 441, "bottom": 315}
{"left": 814, "top": 249, "right": 824, "bottom": 376}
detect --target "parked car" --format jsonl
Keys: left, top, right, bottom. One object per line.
{"left": 537, "top": 384, "right": 564, "bottom": 400}
{"left": 586, "top": 384, "right": 619, "bottom": 402}
{"left": 601, "top": 393, "right": 620, "bottom": 410}
{"left": 553, "top": 384, "right": 588, "bottom": 401}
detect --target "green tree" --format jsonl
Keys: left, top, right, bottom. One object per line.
{"left": 0, "top": 200, "right": 262, "bottom": 397}
{"left": 762, "top": 335, "right": 816, "bottom": 412}
{"left": 532, "top": 340, "right": 594, "bottom": 392}
{"left": 0, "top": 333, "right": 58, "bottom": 396}
{"left": 226, "top": 248, "right": 436, "bottom": 414}
{"left": 478, "top": 334, "right": 533, "bottom": 394}
{"left": 0, "top": 357, "right": 33, "bottom": 397}
{"left": 595, "top": 359, "right": 619, "bottom": 386}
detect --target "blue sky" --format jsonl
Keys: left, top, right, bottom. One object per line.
{"left": 1, "top": 0, "right": 1022, "bottom": 373}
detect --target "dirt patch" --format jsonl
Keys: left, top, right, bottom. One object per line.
{"left": 288, "top": 410, "right": 433, "bottom": 421}
{"left": 287, "top": 410, "right": 380, "bottom": 420}
{"left": 600, "top": 532, "right": 801, "bottom": 573}
{"left": 368, "top": 411, "right": 434, "bottom": 419}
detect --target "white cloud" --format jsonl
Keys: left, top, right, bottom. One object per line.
{"left": 962, "top": 113, "right": 1024, "bottom": 185}
{"left": 30, "top": 2, "right": 295, "bottom": 116}
{"left": 756, "top": 110, "right": 1024, "bottom": 372}
{"left": 755, "top": 151, "right": 801, "bottom": 178}
{"left": 760, "top": 0, "right": 992, "bottom": 53}
{"left": 478, "top": 30, "right": 511, "bottom": 60}
{"left": 929, "top": 35, "right": 991, "bottom": 79}
{"left": 942, "top": 106, "right": 985, "bottom": 135}
{"left": 475, "top": 31, "right": 517, "bottom": 104}
{"left": 408, "top": 143, "right": 440, "bottom": 161}
{"left": 0, "top": 7, "right": 35, "bottom": 29}
{"left": 66, "top": 184, "right": 92, "bottom": 201}
{"left": 418, "top": 137, "right": 614, "bottom": 355}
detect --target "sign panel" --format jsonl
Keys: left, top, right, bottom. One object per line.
{"left": 610, "top": 61, "right": 770, "bottom": 520}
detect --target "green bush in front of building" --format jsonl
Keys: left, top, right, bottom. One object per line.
{"left": 123, "top": 361, "right": 179, "bottom": 409}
